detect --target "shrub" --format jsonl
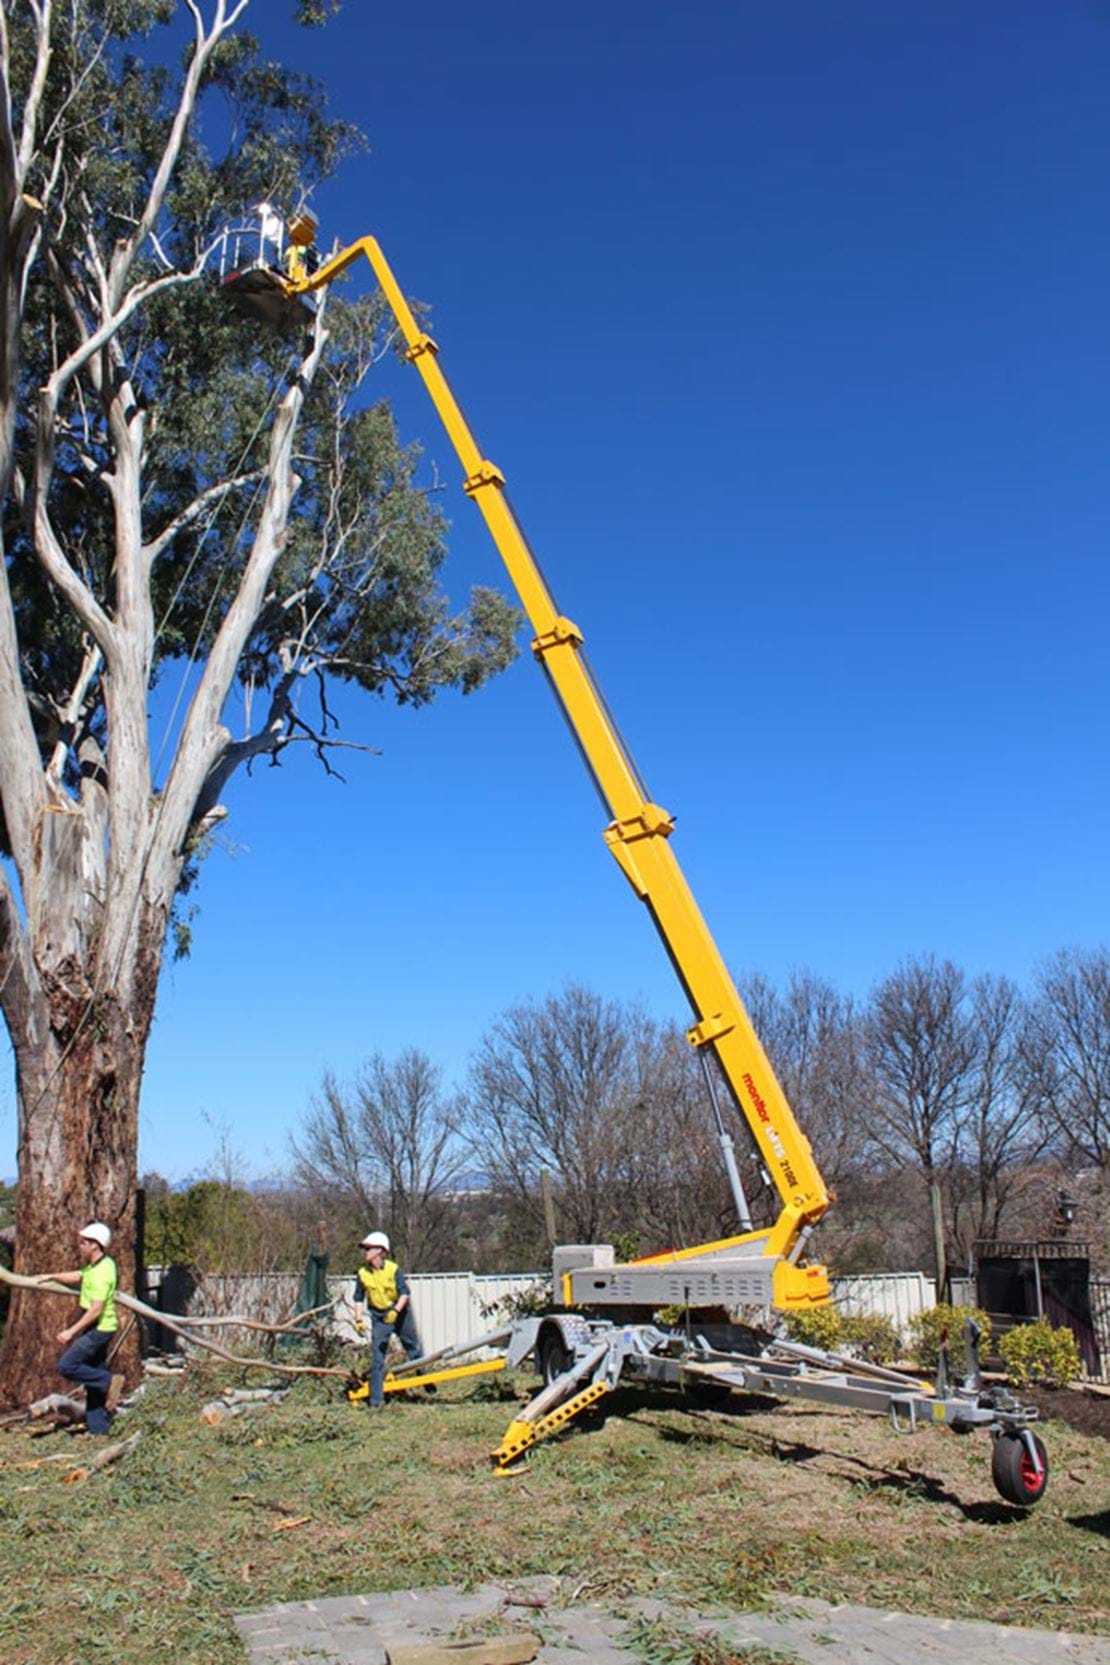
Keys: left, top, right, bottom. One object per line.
{"left": 840, "top": 1313, "right": 901, "bottom": 1365}
{"left": 782, "top": 1305, "right": 843, "bottom": 1352}
{"left": 909, "top": 1304, "right": 992, "bottom": 1374}
{"left": 784, "top": 1307, "right": 901, "bottom": 1364}
{"left": 999, "top": 1320, "right": 1082, "bottom": 1388}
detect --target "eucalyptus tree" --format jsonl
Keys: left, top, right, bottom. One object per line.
{"left": 0, "top": 1, "right": 516, "bottom": 1403}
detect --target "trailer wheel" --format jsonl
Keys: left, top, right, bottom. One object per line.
{"left": 991, "top": 1431, "right": 1048, "bottom": 1506}
{"left": 536, "top": 1319, "right": 581, "bottom": 1387}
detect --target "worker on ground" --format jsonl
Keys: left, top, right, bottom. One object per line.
{"left": 53, "top": 1222, "right": 119, "bottom": 1435}
{"left": 352, "top": 1231, "right": 422, "bottom": 1407}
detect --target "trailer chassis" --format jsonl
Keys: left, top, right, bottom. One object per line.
{"left": 372, "top": 1313, "right": 1048, "bottom": 1507}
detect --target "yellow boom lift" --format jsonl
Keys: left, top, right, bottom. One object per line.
{"left": 220, "top": 212, "right": 1050, "bottom": 1506}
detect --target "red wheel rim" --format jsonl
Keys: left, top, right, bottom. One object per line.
{"left": 1020, "top": 1445, "right": 1046, "bottom": 1496}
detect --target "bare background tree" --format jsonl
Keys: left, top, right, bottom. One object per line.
{"left": 615, "top": 1023, "right": 748, "bottom": 1254}
{"left": 863, "top": 956, "right": 977, "bottom": 1292}
{"left": 466, "top": 984, "right": 642, "bottom": 1251}
{"left": 946, "top": 975, "right": 1045, "bottom": 1263}
{"left": 740, "top": 969, "right": 870, "bottom": 1190}
{"left": 1029, "top": 947, "right": 1110, "bottom": 1265}
{"left": 127, "top": 951, "right": 1110, "bottom": 1287}
{"left": 292, "top": 1050, "right": 466, "bottom": 1266}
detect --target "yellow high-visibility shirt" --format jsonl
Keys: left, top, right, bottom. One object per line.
{"left": 79, "top": 1254, "right": 118, "bottom": 1332}
{"left": 356, "top": 1259, "right": 407, "bottom": 1314}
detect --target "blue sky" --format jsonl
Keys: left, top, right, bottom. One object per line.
{"left": 5, "top": 0, "right": 1109, "bottom": 1182}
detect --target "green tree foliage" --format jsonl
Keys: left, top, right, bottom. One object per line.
{"left": 781, "top": 1304, "right": 843, "bottom": 1353}
{"left": 144, "top": 1179, "right": 303, "bottom": 1275}
{"left": 4, "top": 13, "right": 516, "bottom": 797}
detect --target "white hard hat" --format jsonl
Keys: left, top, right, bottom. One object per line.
{"left": 360, "top": 1231, "right": 390, "bottom": 1251}
{"left": 78, "top": 1221, "right": 112, "bottom": 1249}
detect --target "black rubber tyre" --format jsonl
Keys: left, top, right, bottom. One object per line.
{"left": 991, "top": 1431, "right": 1049, "bottom": 1506}
{"left": 536, "top": 1321, "right": 576, "bottom": 1387}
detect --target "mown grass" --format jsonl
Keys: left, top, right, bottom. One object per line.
{"left": 1, "top": 1358, "right": 1107, "bottom": 1665}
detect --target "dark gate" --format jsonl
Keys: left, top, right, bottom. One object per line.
{"left": 975, "top": 1238, "right": 1099, "bottom": 1377}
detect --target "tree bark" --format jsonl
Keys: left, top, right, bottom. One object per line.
{"left": 928, "top": 1177, "right": 948, "bottom": 1301}
{"left": 0, "top": 921, "right": 161, "bottom": 1408}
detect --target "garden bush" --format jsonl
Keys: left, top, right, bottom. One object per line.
{"left": 999, "top": 1319, "right": 1081, "bottom": 1388}
{"left": 908, "top": 1304, "right": 992, "bottom": 1374}
{"left": 839, "top": 1312, "right": 901, "bottom": 1365}
{"left": 784, "top": 1307, "right": 902, "bottom": 1364}
{"left": 782, "top": 1304, "right": 844, "bottom": 1352}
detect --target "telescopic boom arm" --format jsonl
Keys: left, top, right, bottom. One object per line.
{"left": 287, "top": 233, "right": 831, "bottom": 1304}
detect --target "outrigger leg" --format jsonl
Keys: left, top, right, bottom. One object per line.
{"left": 492, "top": 1331, "right": 635, "bottom": 1470}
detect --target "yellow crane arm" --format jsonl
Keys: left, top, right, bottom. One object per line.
{"left": 289, "top": 236, "right": 830, "bottom": 1270}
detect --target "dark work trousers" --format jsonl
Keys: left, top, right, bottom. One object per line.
{"left": 369, "top": 1307, "right": 422, "bottom": 1406}
{"left": 58, "top": 1328, "right": 114, "bottom": 1433}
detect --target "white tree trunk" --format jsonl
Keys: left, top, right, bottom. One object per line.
{"left": 0, "top": 0, "right": 326, "bottom": 1406}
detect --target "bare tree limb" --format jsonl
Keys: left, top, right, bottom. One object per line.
{"left": 32, "top": 385, "right": 115, "bottom": 656}
{"left": 108, "top": 0, "right": 250, "bottom": 308}
{"left": 44, "top": 259, "right": 211, "bottom": 415}
{"left": 0, "top": 8, "right": 18, "bottom": 208}
{"left": 66, "top": 1430, "right": 142, "bottom": 1480}
{"left": 14, "top": 0, "right": 53, "bottom": 197}
{"left": 154, "top": 311, "right": 331, "bottom": 867}
{"left": 45, "top": 637, "right": 102, "bottom": 786}
{"left": 144, "top": 469, "right": 267, "bottom": 568}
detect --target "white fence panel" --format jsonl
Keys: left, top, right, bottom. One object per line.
{"left": 408, "top": 1273, "right": 478, "bottom": 1355}
{"left": 147, "top": 1264, "right": 966, "bottom": 1359}
{"left": 328, "top": 1270, "right": 545, "bottom": 1356}
{"left": 830, "top": 1271, "right": 935, "bottom": 1340}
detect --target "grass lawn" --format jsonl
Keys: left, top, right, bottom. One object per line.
{"left": 1, "top": 1360, "right": 1107, "bottom": 1664}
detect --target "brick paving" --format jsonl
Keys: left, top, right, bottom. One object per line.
{"left": 233, "top": 1575, "right": 1110, "bottom": 1665}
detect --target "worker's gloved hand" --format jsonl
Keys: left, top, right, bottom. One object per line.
{"left": 384, "top": 1308, "right": 398, "bottom": 1325}
{"left": 354, "top": 1318, "right": 366, "bottom": 1335}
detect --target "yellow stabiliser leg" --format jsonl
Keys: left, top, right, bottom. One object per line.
{"left": 348, "top": 1358, "right": 507, "bottom": 1403}
{"left": 383, "top": 1358, "right": 507, "bottom": 1393}
{"left": 492, "top": 1379, "right": 611, "bottom": 1471}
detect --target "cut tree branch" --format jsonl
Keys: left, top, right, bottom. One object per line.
{"left": 0, "top": 1267, "right": 349, "bottom": 1379}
